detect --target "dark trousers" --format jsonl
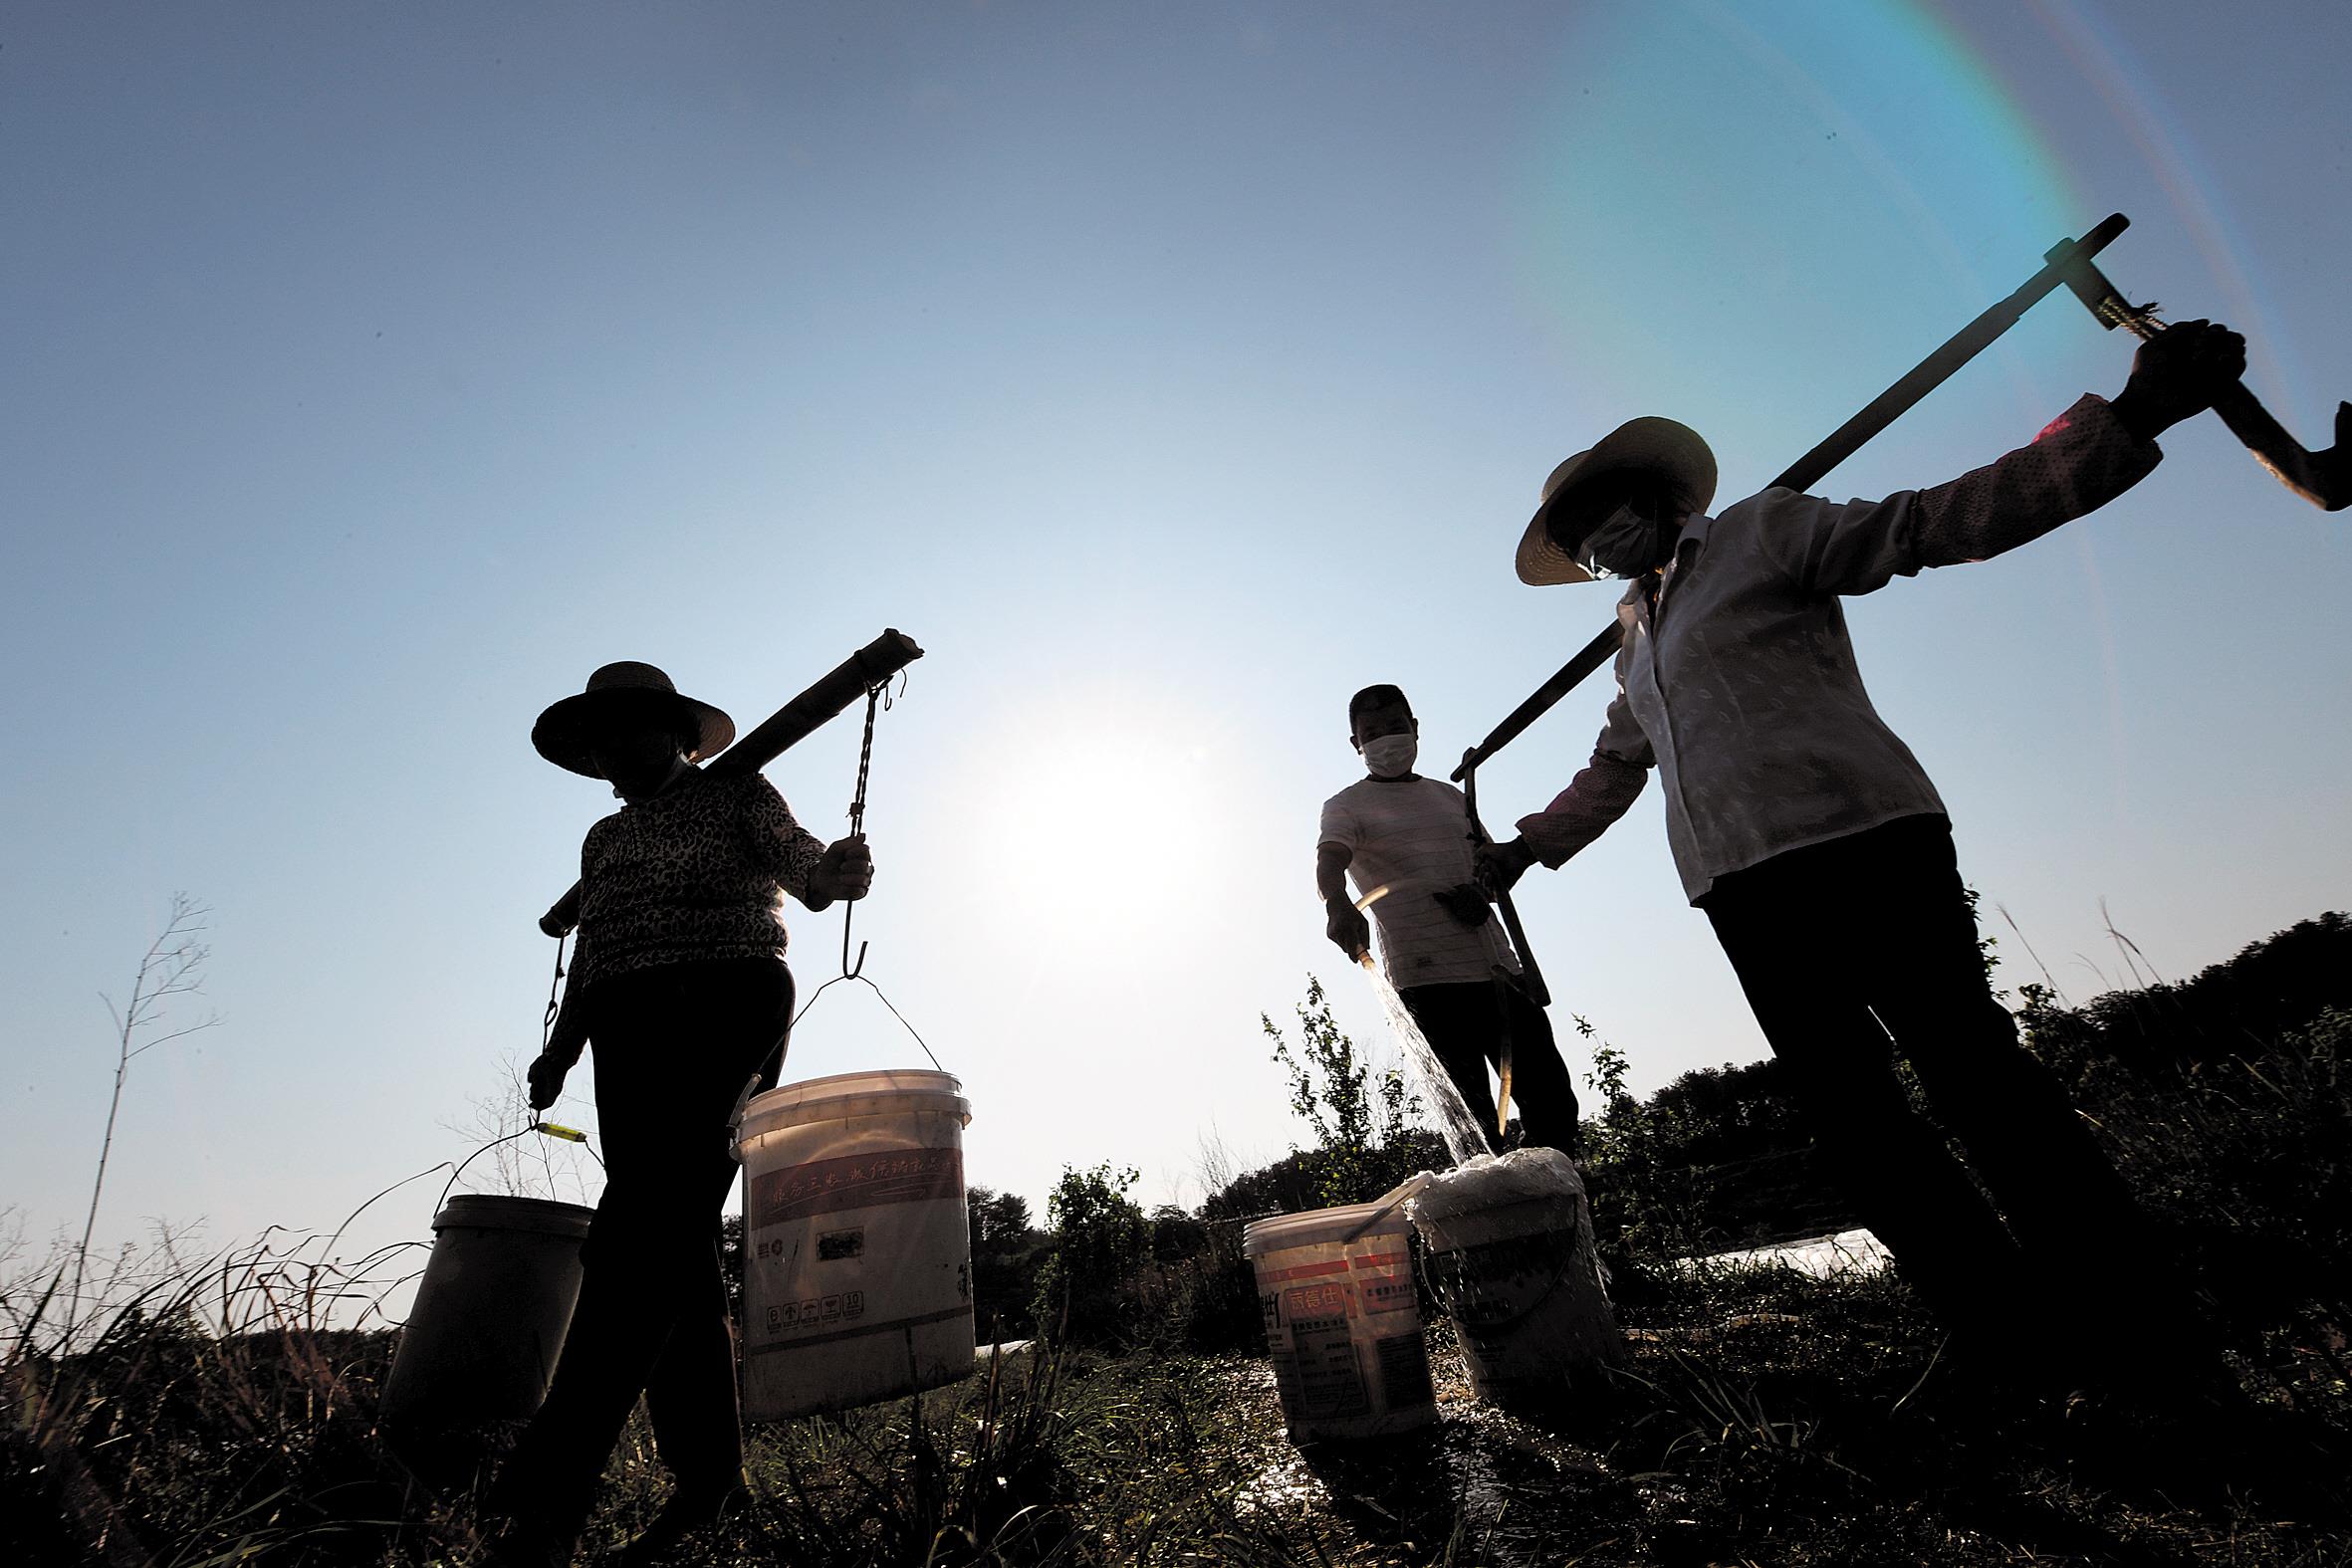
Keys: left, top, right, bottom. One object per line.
{"left": 498, "top": 958, "right": 793, "bottom": 1536}
{"left": 1398, "top": 976, "right": 1580, "bottom": 1158}
{"left": 1701, "top": 814, "right": 2196, "bottom": 1376}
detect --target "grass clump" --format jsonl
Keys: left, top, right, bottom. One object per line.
{"left": 2, "top": 1228, "right": 447, "bottom": 1566}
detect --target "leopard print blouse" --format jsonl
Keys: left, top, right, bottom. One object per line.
{"left": 567, "top": 769, "right": 826, "bottom": 993}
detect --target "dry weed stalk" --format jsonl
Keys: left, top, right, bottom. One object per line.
{"left": 70, "top": 893, "right": 221, "bottom": 1342}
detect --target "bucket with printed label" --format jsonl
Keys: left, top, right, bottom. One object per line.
{"left": 1409, "top": 1148, "right": 1616, "bottom": 1409}
{"left": 736, "top": 1069, "right": 974, "bottom": 1421}
{"left": 1242, "top": 1201, "right": 1437, "bottom": 1442}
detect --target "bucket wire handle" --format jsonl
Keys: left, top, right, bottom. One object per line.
{"left": 435, "top": 1119, "right": 602, "bottom": 1213}
{"left": 439, "top": 934, "right": 607, "bottom": 1211}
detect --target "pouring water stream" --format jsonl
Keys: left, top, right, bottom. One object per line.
{"left": 1352, "top": 884, "right": 1492, "bottom": 1168}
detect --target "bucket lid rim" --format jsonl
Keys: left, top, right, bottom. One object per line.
{"left": 739, "top": 1070, "right": 972, "bottom": 1134}
{"left": 432, "top": 1193, "right": 596, "bottom": 1236}
{"left": 1405, "top": 1151, "right": 1585, "bottom": 1226}
{"left": 748, "top": 1068, "right": 965, "bottom": 1101}
{"left": 1242, "top": 1200, "right": 1413, "bottom": 1253}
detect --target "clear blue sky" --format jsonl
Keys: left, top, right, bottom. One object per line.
{"left": 5, "top": 1, "right": 2347, "bottom": 1291}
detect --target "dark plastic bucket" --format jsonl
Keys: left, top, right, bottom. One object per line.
{"left": 1408, "top": 1150, "right": 1617, "bottom": 1409}
{"left": 380, "top": 1194, "right": 592, "bottom": 1481}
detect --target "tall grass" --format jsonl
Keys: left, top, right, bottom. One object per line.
{"left": 9, "top": 913, "right": 2349, "bottom": 1564}
{"left": 1, "top": 1212, "right": 1457, "bottom": 1567}
{"left": 2, "top": 1218, "right": 441, "bottom": 1566}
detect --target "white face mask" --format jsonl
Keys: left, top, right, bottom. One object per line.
{"left": 1578, "top": 503, "right": 1682, "bottom": 579}
{"left": 1361, "top": 734, "right": 1419, "bottom": 777}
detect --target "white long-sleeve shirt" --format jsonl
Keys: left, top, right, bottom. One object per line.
{"left": 1517, "top": 394, "right": 2162, "bottom": 902}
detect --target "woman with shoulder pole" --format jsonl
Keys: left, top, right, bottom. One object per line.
{"left": 485, "top": 661, "right": 873, "bottom": 1568}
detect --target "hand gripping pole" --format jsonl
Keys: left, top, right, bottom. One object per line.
{"left": 2041, "top": 238, "right": 2349, "bottom": 511}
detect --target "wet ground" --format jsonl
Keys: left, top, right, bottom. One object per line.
{"left": 1687, "top": 1227, "right": 1888, "bottom": 1277}
{"left": 1225, "top": 1331, "right": 1648, "bottom": 1567}
{"left": 1210, "top": 1230, "right": 1893, "bottom": 1565}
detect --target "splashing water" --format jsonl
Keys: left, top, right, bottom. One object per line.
{"left": 1359, "top": 954, "right": 1491, "bottom": 1166}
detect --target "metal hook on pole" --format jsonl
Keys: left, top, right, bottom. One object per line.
{"left": 834, "top": 680, "right": 887, "bottom": 982}
{"left": 789, "top": 670, "right": 942, "bottom": 1070}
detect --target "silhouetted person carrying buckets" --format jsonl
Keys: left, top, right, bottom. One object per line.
{"left": 1477, "top": 323, "right": 2248, "bottom": 1410}
{"left": 1317, "top": 683, "right": 1578, "bottom": 1158}
{"left": 484, "top": 661, "right": 873, "bottom": 1568}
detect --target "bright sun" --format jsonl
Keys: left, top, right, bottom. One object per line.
{"left": 966, "top": 701, "right": 1233, "bottom": 952}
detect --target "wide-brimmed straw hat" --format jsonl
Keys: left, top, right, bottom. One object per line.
{"left": 1515, "top": 417, "right": 1719, "bottom": 585}
{"left": 532, "top": 662, "right": 736, "bottom": 778}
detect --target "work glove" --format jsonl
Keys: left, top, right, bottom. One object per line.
{"left": 529, "top": 1000, "right": 589, "bottom": 1110}
{"left": 1433, "top": 882, "right": 1494, "bottom": 929}
{"left": 1324, "top": 899, "right": 1371, "bottom": 963}
{"left": 1474, "top": 837, "right": 1537, "bottom": 898}
{"left": 2110, "top": 319, "right": 2247, "bottom": 440}
{"left": 527, "top": 1050, "right": 570, "bottom": 1111}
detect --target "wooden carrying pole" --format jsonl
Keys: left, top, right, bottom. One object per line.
{"left": 537, "top": 628, "right": 925, "bottom": 937}
{"left": 1450, "top": 214, "right": 2135, "bottom": 784}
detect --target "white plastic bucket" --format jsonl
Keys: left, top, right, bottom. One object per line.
{"left": 1408, "top": 1149, "right": 1616, "bottom": 1409}
{"left": 1243, "top": 1200, "right": 1436, "bottom": 1441}
{"left": 735, "top": 1069, "right": 975, "bottom": 1421}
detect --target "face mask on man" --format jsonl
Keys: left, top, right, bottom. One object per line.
{"left": 1577, "top": 503, "right": 1682, "bottom": 579}
{"left": 1360, "top": 734, "right": 1418, "bottom": 777}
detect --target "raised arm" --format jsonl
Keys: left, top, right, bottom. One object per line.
{"left": 1759, "top": 321, "right": 2245, "bottom": 593}
{"left": 1908, "top": 392, "right": 2160, "bottom": 568}
{"left": 1482, "top": 647, "right": 1655, "bottom": 891}
{"left": 1512, "top": 711, "right": 1651, "bottom": 870}
{"left": 1916, "top": 320, "right": 2244, "bottom": 565}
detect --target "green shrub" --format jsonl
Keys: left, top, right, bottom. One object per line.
{"left": 1263, "top": 975, "right": 1436, "bottom": 1209}
{"left": 1030, "top": 1164, "right": 1151, "bottom": 1347}
{"left": 1115, "top": 1222, "right": 1264, "bottom": 1355}
{"left": 967, "top": 1185, "right": 1049, "bottom": 1343}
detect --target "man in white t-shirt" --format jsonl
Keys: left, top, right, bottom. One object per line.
{"left": 1317, "top": 684, "right": 1578, "bottom": 1156}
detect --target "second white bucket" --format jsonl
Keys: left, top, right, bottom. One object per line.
{"left": 1243, "top": 1200, "right": 1437, "bottom": 1442}
{"left": 1409, "top": 1148, "right": 1617, "bottom": 1409}
{"left": 736, "top": 1069, "right": 975, "bottom": 1421}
